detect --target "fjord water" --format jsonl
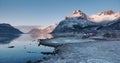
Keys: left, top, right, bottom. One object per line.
{"left": 0, "top": 34, "right": 54, "bottom": 63}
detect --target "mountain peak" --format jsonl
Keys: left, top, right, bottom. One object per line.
{"left": 71, "top": 10, "right": 87, "bottom": 18}
{"left": 99, "top": 10, "right": 115, "bottom": 15}
{"left": 89, "top": 10, "right": 120, "bottom": 22}
{"left": 72, "top": 10, "right": 82, "bottom": 15}
{"left": 65, "top": 10, "right": 87, "bottom": 20}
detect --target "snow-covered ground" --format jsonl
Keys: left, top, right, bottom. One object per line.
{"left": 41, "top": 37, "right": 95, "bottom": 44}
{"left": 41, "top": 37, "right": 120, "bottom": 63}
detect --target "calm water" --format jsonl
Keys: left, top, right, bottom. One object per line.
{"left": 0, "top": 34, "right": 54, "bottom": 63}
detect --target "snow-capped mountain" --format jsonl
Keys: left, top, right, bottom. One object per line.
{"left": 52, "top": 10, "right": 120, "bottom": 34}
{"left": 98, "top": 18, "right": 120, "bottom": 30}
{"left": 52, "top": 10, "right": 96, "bottom": 33}
{"left": 28, "top": 24, "right": 57, "bottom": 34}
{"left": 89, "top": 10, "right": 120, "bottom": 22}
{"left": 67, "top": 10, "right": 88, "bottom": 19}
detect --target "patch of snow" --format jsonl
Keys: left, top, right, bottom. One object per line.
{"left": 87, "top": 59, "right": 111, "bottom": 63}
{"left": 68, "top": 10, "right": 87, "bottom": 19}
{"left": 89, "top": 10, "right": 120, "bottom": 22}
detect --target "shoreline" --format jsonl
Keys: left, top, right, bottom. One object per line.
{"left": 39, "top": 37, "right": 120, "bottom": 63}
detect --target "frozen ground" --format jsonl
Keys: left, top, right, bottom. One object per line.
{"left": 41, "top": 37, "right": 96, "bottom": 44}
{"left": 40, "top": 37, "right": 120, "bottom": 63}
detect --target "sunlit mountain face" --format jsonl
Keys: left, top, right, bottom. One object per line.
{"left": 89, "top": 10, "right": 120, "bottom": 22}
{"left": 11, "top": 10, "right": 120, "bottom": 34}
{"left": 28, "top": 24, "right": 57, "bottom": 34}
{"left": 52, "top": 10, "right": 120, "bottom": 34}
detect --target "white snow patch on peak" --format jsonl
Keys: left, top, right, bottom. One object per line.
{"left": 66, "top": 10, "right": 87, "bottom": 19}
{"left": 89, "top": 10, "right": 120, "bottom": 22}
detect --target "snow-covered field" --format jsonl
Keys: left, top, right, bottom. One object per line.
{"left": 41, "top": 37, "right": 120, "bottom": 63}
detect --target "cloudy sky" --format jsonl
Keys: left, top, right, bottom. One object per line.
{"left": 0, "top": 0, "right": 120, "bottom": 26}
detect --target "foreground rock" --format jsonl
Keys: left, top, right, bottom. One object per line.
{"left": 8, "top": 46, "right": 15, "bottom": 48}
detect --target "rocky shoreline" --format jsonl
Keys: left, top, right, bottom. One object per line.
{"left": 38, "top": 36, "right": 120, "bottom": 63}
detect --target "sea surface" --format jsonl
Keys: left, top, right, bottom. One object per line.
{"left": 0, "top": 34, "right": 54, "bottom": 63}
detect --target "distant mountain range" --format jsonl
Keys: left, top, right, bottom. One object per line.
{"left": 1, "top": 10, "right": 119, "bottom": 34}
{"left": 28, "top": 24, "right": 57, "bottom": 34}
{"left": 14, "top": 25, "right": 44, "bottom": 33}
{"left": 89, "top": 10, "right": 120, "bottom": 22}
{"left": 52, "top": 10, "right": 120, "bottom": 34}
{"left": 0, "top": 23, "right": 23, "bottom": 34}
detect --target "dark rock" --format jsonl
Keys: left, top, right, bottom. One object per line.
{"left": 8, "top": 46, "right": 14, "bottom": 48}
{"left": 103, "top": 32, "right": 117, "bottom": 38}
{"left": 26, "top": 60, "right": 32, "bottom": 63}
{"left": 34, "top": 60, "right": 43, "bottom": 63}
{"left": 41, "top": 52, "right": 56, "bottom": 55}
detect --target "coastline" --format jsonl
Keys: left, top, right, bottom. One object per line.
{"left": 39, "top": 37, "right": 120, "bottom": 63}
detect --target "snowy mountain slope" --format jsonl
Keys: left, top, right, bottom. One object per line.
{"left": 52, "top": 10, "right": 97, "bottom": 33}
{"left": 67, "top": 10, "right": 88, "bottom": 19}
{"left": 89, "top": 10, "right": 120, "bottom": 22}
{"left": 52, "top": 10, "right": 120, "bottom": 34}
{"left": 99, "top": 18, "right": 120, "bottom": 30}
{"left": 52, "top": 19, "right": 97, "bottom": 33}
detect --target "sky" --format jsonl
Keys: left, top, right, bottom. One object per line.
{"left": 0, "top": 0, "right": 120, "bottom": 26}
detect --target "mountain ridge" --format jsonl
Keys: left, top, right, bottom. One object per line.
{"left": 0, "top": 23, "right": 23, "bottom": 34}
{"left": 89, "top": 10, "right": 120, "bottom": 22}
{"left": 28, "top": 24, "right": 57, "bottom": 34}
{"left": 51, "top": 10, "right": 120, "bottom": 34}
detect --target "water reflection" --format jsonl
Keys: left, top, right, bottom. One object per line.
{"left": 0, "top": 34, "right": 55, "bottom": 63}
{"left": 30, "top": 34, "right": 53, "bottom": 39}
{"left": 0, "top": 34, "right": 20, "bottom": 44}
{"left": 0, "top": 34, "right": 53, "bottom": 45}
